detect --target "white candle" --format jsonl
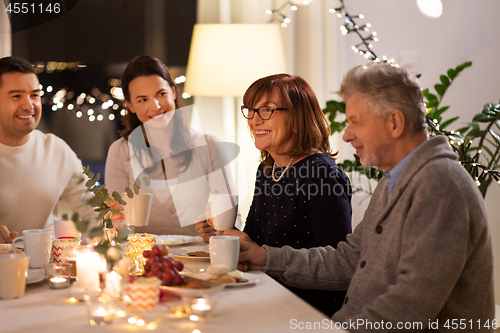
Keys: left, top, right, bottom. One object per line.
{"left": 50, "top": 276, "right": 67, "bottom": 283}
{"left": 105, "top": 271, "right": 122, "bottom": 295}
{"left": 48, "top": 276, "right": 69, "bottom": 289}
{"left": 191, "top": 298, "right": 212, "bottom": 313}
{"left": 76, "top": 250, "right": 100, "bottom": 288}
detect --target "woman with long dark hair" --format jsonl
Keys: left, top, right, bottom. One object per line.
{"left": 105, "top": 55, "right": 233, "bottom": 235}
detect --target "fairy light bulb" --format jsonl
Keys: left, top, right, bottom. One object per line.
{"left": 417, "top": 0, "right": 443, "bottom": 18}
{"left": 290, "top": 0, "right": 314, "bottom": 5}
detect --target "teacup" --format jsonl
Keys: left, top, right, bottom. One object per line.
{"left": 123, "top": 193, "right": 153, "bottom": 226}
{"left": 209, "top": 235, "right": 239, "bottom": 272}
{"left": 210, "top": 194, "right": 238, "bottom": 231}
{"left": 47, "top": 218, "right": 81, "bottom": 240}
{"left": 0, "top": 254, "right": 30, "bottom": 299}
{"left": 12, "top": 229, "right": 52, "bottom": 269}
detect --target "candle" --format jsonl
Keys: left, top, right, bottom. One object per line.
{"left": 191, "top": 299, "right": 212, "bottom": 312}
{"left": 48, "top": 276, "right": 69, "bottom": 289}
{"left": 90, "top": 307, "right": 112, "bottom": 326}
{"left": 76, "top": 250, "right": 100, "bottom": 288}
{"left": 84, "top": 294, "right": 114, "bottom": 326}
{"left": 105, "top": 271, "right": 122, "bottom": 297}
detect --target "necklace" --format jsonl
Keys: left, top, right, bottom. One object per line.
{"left": 272, "top": 157, "right": 294, "bottom": 182}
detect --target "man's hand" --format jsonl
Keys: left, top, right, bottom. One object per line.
{"left": 238, "top": 241, "right": 267, "bottom": 272}
{"left": 195, "top": 217, "right": 216, "bottom": 243}
{"left": 0, "top": 225, "right": 18, "bottom": 244}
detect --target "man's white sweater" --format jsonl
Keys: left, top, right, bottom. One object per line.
{"left": 0, "top": 129, "right": 93, "bottom": 234}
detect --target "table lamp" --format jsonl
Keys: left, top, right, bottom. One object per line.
{"left": 184, "top": 24, "right": 287, "bottom": 97}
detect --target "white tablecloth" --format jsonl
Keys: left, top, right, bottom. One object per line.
{"left": 1, "top": 239, "right": 348, "bottom": 333}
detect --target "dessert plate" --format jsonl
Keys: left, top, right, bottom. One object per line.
{"left": 171, "top": 246, "right": 210, "bottom": 262}
{"left": 184, "top": 272, "right": 260, "bottom": 288}
{"left": 155, "top": 235, "right": 196, "bottom": 246}
{"left": 159, "top": 277, "right": 223, "bottom": 298}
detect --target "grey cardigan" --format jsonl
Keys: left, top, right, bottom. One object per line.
{"left": 265, "top": 136, "right": 494, "bottom": 332}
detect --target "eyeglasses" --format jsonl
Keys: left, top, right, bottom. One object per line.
{"left": 240, "top": 105, "right": 287, "bottom": 120}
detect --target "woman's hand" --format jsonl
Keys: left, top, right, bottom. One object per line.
{"left": 0, "top": 225, "right": 17, "bottom": 244}
{"left": 106, "top": 200, "right": 126, "bottom": 231}
{"left": 222, "top": 229, "right": 251, "bottom": 243}
{"left": 195, "top": 216, "right": 216, "bottom": 243}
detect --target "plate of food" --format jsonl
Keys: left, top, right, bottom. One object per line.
{"left": 159, "top": 276, "right": 223, "bottom": 298}
{"left": 155, "top": 235, "right": 196, "bottom": 246}
{"left": 185, "top": 272, "right": 259, "bottom": 288}
{"left": 171, "top": 246, "right": 210, "bottom": 262}
{"left": 0, "top": 243, "right": 23, "bottom": 254}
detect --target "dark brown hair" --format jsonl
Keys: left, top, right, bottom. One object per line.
{"left": 0, "top": 56, "right": 37, "bottom": 89}
{"left": 243, "top": 73, "right": 336, "bottom": 170}
{"left": 120, "top": 55, "right": 191, "bottom": 169}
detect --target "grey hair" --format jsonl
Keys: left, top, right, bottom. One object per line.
{"left": 339, "top": 63, "right": 427, "bottom": 133}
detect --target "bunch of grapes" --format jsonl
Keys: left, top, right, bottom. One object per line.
{"left": 142, "top": 245, "right": 185, "bottom": 286}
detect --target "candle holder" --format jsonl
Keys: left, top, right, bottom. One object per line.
{"left": 183, "top": 295, "right": 219, "bottom": 321}
{"left": 125, "top": 233, "right": 156, "bottom": 274}
{"left": 83, "top": 293, "right": 114, "bottom": 326}
{"left": 44, "top": 263, "right": 71, "bottom": 289}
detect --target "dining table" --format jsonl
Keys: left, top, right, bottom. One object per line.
{"left": 1, "top": 237, "right": 348, "bottom": 333}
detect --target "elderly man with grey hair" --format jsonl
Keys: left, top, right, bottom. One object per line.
{"left": 239, "top": 63, "right": 494, "bottom": 332}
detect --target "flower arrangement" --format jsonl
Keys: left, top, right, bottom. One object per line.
{"left": 65, "top": 166, "right": 150, "bottom": 270}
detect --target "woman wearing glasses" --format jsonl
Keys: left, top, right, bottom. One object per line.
{"left": 196, "top": 74, "right": 352, "bottom": 316}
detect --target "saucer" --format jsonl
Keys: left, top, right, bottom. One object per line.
{"left": 27, "top": 268, "right": 45, "bottom": 284}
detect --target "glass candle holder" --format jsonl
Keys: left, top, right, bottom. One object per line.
{"left": 45, "top": 262, "right": 71, "bottom": 289}
{"left": 83, "top": 293, "right": 114, "bottom": 326}
{"left": 183, "top": 295, "right": 219, "bottom": 321}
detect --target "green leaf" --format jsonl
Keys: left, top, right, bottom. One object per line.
{"left": 135, "top": 177, "right": 141, "bottom": 187}
{"left": 112, "top": 191, "right": 127, "bottom": 205}
{"left": 434, "top": 84, "right": 445, "bottom": 97}
{"left": 489, "top": 129, "right": 500, "bottom": 144}
{"left": 89, "top": 227, "right": 103, "bottom": 239}
{"left": 115, "top": 227, "right": 131, "bottom": 242}
{"left": 440, "top": 75, "right": 450, "bottom": 89}
{"left": 455, "top": 126, "right": 470, "bottom": 135}
{"left": 125, "top": 187, "right": 134, "bottom": 198}
{"left": 440, "top": 116, "right": 459, "bottom": 129}
{"left": 434, "top": 106, "right": 450, "bottom": 117}
{"left": 143, "top": 177, "right": 151, "bottom": 187}
{"left": 75, "top": 219, "right": 89, "bottom": 232}
{"left": 447, "top": 68, "right": 457, "bottom": 80}
{"left": 466, "top": 122, "right": 480, "bottom": 130}
{"left": 110, "top": 207, "right": 121, "bottom": 215}
{"left": 88, "top": 195, "right": 105, "bottom": 207}
{"left": 473, "top": 113, "right": 495, "bottom": 122}
{"left": 455, "top": 61, "right": 472, "bottom": 74}
{"left": 467, "top": 128, "right": 487, "bottom": 139}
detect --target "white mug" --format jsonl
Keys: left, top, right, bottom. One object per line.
{"left": 210, "top": 194, "right": 238, "bottom": 231}
{"left": 123, "top": 193, "right": 153, "bottom": 226}
{"left": 12, "top": 229, "right": 52, "bottom": 268}
{"left": 0, "top": 254, "right": 30, "bottom": 299}
{"left": 209, "top": 235, "right": 240, "bottom": 272}
{"left": 47, "top": 218, "right": 81, "bottom": 240}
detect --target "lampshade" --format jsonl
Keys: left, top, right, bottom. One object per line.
{"left": 184, "top": 24, "right": 287, "bottom": 97}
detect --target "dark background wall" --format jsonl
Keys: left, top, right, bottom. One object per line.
{"left": 9, "top": 0, "right": 196, "bottom": 181}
